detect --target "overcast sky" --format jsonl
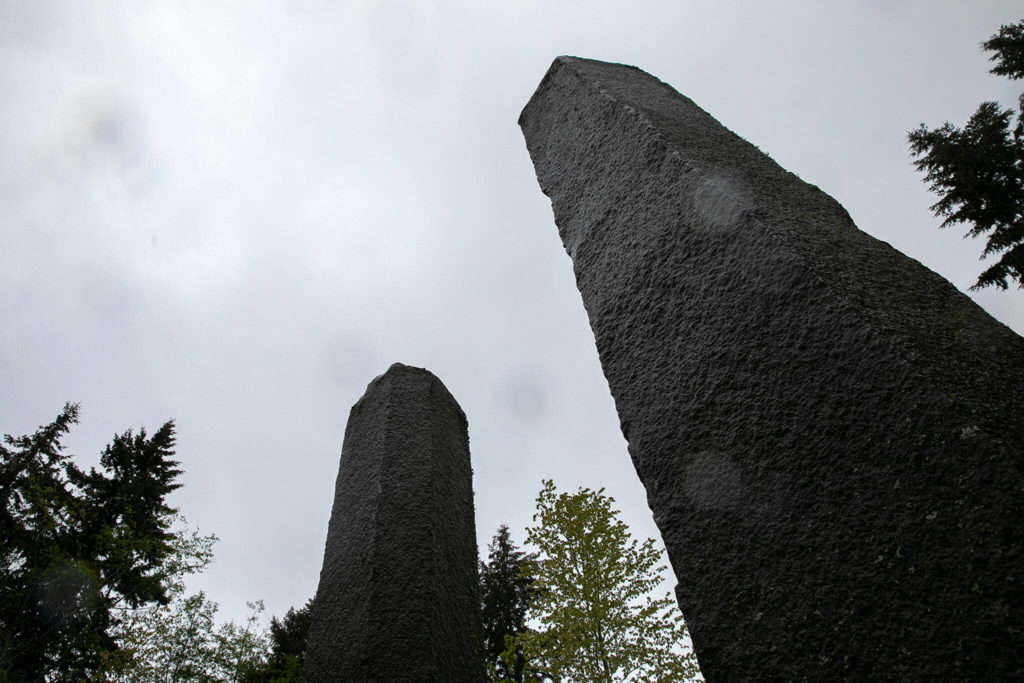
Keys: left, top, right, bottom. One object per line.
{"left": 3, "top": 0, "right": 1023, "bottom": 632}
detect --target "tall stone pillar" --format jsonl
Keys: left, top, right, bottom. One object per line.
{"left": 304, "top": 363, "right": 483, "bottom": 681}
{"left": 520, "top": 57, "right": 1024, "bottom": 680}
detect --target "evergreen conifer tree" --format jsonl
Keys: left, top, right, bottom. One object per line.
{"left": 1, "top": 404, "right": 183, "bottom": 680}
{"left": 480, "top": 525, "right": 537, "bottom": 682}
{"left": 909, "top": 19, "right": 1024, "bottom": 290}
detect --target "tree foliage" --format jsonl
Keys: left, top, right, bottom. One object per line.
{"left": 908, "top": 19, "right": 1024, "bottom": 290}
{"left": 97, "top": 519, "right": 271, "bottom": 682}
{"left": 982, "top": 20, "right": 1024, "bottom": 81}
{"left": 516, "top": 480, "right": 699, "bottom": 682}
{"left": 100, "top": 520, "right": 316, "bottom": 682}
{"left": 102, "top": 592, "right": 269, "bottom": 682}
{"left": 1, "top": 403, "right": 182, "bottom": 681}
{"left": 480, "top": 525, "right": 538, "bottom": 682}
{"left": 242, "top": 597, "right": 314, "bottom": 683}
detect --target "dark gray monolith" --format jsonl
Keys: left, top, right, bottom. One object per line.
{"left": 304, "top": 363, "right": 483, "bottom": 681}
{"left": 520, "top": 57, "right": 1024, "bottom": 681}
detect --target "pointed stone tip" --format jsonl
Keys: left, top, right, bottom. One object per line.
{"left": 366, "top": 363, "right": 437, "bottom": 391}
{"left": 383, "top": 361, "right": 418, "bottom": 374}
{"left": 549, "top": 55, "right": 644, "bottom": 72}
{"left": 520, "top": 56, "right": 653, "bottom": 129}
{"left": 356, "top": 362, "right": 467, "bottom": 425}
{"left": 551, "top": 55, "right": 611, "bottom": 65}
{"left": 542, "top": 55, "right": 598, "bottom": 80}
{"left": 380, "top": 361, "right": 437, "bottom": 381}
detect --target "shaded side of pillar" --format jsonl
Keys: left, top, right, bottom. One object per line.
{"left": 304, "top": 363, "right": 483, "bottom": 681}
{"left": 520, "top": 56, "right": 1024, "bottom": 681}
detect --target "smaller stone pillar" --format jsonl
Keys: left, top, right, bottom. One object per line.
{"left": 304, "top": 363, "right": 483, "bottom": 681}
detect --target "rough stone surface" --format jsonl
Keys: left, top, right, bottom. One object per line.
{"left": 520, "top": 56, "right": 1024, "bottom": 681}
{"left": 304, "top": 363, "right": 483, "bottom": 681}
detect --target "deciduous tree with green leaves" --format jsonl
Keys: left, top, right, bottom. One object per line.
{"left": 908, "top": 19, "right": 1024, "bottom": 290}
{"left": 515, "top": 480, "right": 699, "bottom": 682}
{"left": 98, "top": 519, "right": 271, "bottom": 682}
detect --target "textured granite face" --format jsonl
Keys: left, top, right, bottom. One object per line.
{"left": 304, "top": 363, "right": 483, "bottom": 681}
{"left": 520, "top": 57, "right": 1024, "bottom": 681}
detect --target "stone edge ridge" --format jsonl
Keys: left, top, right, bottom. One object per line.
{"left": 519, "top": 56, "right": 1024, "bottom": 446}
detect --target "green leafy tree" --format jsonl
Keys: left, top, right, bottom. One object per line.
{"left": 908, "top": 19, "right": 1024, "bottom": 290}
{"left": 480, "top": 525, "right": 537, "bottom": 682}
{"left": 103, "top": 590, "right": 269, "bottom": 682}
{"left": 516, "top": 480, "right": 699, "bottom": 683}
{"left": 97, "top": 518, "right": 217, "bottom": 679}
{"left": 98, "top": 516, "right": 274, "bottom": 682}
{"left": 1, "top": 403, "right": 183, "bottom": 681}
{"left": 211, "top": 602, "right": 270, "bottom": 681}
{"left": 242, "top": 597, "right": 314, "bottom": 683}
